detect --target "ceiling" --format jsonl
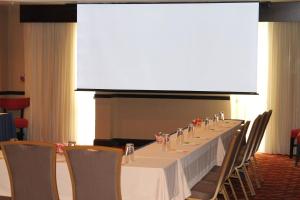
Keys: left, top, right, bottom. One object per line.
{"left": 0, "top": 0, "right": 298, "bottom": 4}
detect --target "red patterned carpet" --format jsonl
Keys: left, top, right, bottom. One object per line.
{"left": 228, "top": 153, "right": 300, "bottom": 200}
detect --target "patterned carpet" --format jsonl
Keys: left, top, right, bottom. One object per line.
{"left": 227, "top": 153, "right": 300, "bottom": 200}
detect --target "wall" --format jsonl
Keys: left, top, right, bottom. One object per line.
{"left": 6, "top": 5, "right": 24, "bottom": 91}
{"left": 0, "top": 5, "right": 24, "bottom": 92}
{"left": 0, "top": 6, "right": 8, "bottom": 91}
{"left": 95, "top": 97, "right": 231, "bottom": 139}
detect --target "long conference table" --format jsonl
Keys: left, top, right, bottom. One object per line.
{"left": 0, "top": 120, "right": 241, "bottom": 200}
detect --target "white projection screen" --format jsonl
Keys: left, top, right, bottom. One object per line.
{"left": 77, "top": 3, "right": 259, "bottom": 93}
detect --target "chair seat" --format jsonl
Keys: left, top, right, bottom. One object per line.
{"left": 190, "top": 180, "right": 216, "bottom": 200}
{"left": 15, "top": 118, "right": 28, "bottom": 128}
{"left": 291, "top": 129, "right": 300, "bottom": 138}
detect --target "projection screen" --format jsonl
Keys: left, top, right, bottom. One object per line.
{"left": 77, "top": 3, "right": 259, "bottom": 93}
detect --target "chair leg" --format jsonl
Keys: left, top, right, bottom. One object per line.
{"left": 17, "top": 128, "right": 24, "bottom": 140}
{"left": 221, "top": 185, "right": 230, "bottom": 200}
{"left": 249, "top": 157, "right": 262, "bottom": 188}
{"left": 227, "top": 178, "right": 238, "bottom": 200}
{"left": 290, "top": 137, "right": 295, "bottom": 158}
{"left": 236, "top": 168, "right": 249, "bottom": 200}
{"left": 296, "top": 144, "right": 300, "bottom": 166}
{"left": 242, "top": 165, "right": 256, "bottom": 196}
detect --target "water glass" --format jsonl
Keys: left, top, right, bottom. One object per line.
{"left": 205, "top": 118, "right": 209, "bottom": 128}
{"left": 162, "top": 133, "right": 170, "bottom": 152}
{"left": 176, "top": 128, "right": 184, "bottom": 145}
{"left": 187, "top": 123, "right": 195, "bottom": 138}
{"left": 220, "top": 112, "right": 225, "bottom": 121}
{"left": 155, "top": 132, "right": 164, "bottom": 144}
{"left": 214, "top": 114, "right": 219, "bottom": 122}
{"left": 125, "top": 143, "right": 135, "bottom": 163}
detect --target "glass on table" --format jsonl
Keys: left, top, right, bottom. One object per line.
{"left": 162, "top": 133, "right": 170, "bottom": 152}
{"left": 176, "top": 128, "right": 184, "bottom": 145}
{"left": 204, "top": 117, "right": 209, "bottom": 128}
{"left": 125, "top": 143, "right": 135, "bottom": 163}
{"left": 187, "top": 123, "right": 195, "bottom": 138}
{"left": 214, "top": 114, "right": 219, "bottom": 123}
{"left": 219, "top": 111, "right": 225, "bottom": 121}
{"left": 155, "top": 132, "right": 164, "bottom": 144}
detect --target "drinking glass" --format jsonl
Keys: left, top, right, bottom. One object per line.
{"left": 220, "top": 111, "right": 225, "bottom": 121}
{"left": 125, "top": 143, "right": 135, "bottom": 163}
{"left": 187, "top": 123, "right": 195, "bottom": 138}
{"left": 214, "top": 114, "right": 219, "bottom": 123}
{"left": 176, "top": 128, "right": 184, "bottom": 145}
{"left": 205, "top": 117, "right": 209, "bottom": 128}
{"left": 162, "top": 133, "right": 170, "bottom": 152}
{"left": 155, "top": 132, "right": 163, "bottom": 144}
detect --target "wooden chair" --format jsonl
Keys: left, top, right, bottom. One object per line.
{"left": 64, "top": 145, "right": 123, "bottom": 200}
{"left": 0, "top": 98, "right": 30, "bottom": 140}
{"left": 0, "top": 141, "right": 59, "bottom": 200}
{"left": 187, "top": 129, "right": 243, "bottom": 200}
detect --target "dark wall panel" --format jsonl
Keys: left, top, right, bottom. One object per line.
{"left": 260, "top": 2, "right": 300, "bottom": 22}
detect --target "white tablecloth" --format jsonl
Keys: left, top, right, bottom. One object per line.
{"left": 133, "top": 120, "right": 239, "bottom": 189}
{"left": 0, "top": 120, "right": 241, "bottom": 200}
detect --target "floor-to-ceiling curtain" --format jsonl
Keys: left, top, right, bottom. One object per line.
{"left": 264, "top": 23, "right": 300, "bottom": 154}
{"left": 24, "top": 23, "right": 76, "bottom": 143}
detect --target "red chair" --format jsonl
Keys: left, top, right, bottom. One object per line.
{"left": 296, "top": 133, "right": 300, "bottom": 166}
{"left": 0, "top": 98, "right": 30, "bottom": 140}
{"left": 290, "top": 129, "right": 300, "bottom": 158}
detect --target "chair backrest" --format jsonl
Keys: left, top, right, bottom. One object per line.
{"left": 237, "top": 114, "right": 263, "bottom": 166}
{"left": 0, "top": 98, "right": 30, "bottom": 118}
{"left": 211, "top": 130, "right": 242, "bottom": 199}
{"left": 0, "top": 141, "right": 59, "bottom": 200}
{"left": 64, "top": 145, "right": 123, "bottom": 200}
{"left": 246, "top": 112, "right": 266, "bottom": 160}
{"left": 226, "top": 121, "right": 250, "bottom": 178}
{"left": 253, "top": 110, "right": 272, "bottom": 154}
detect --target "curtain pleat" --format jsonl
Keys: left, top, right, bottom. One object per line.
{"left": 24, "top": 23, "right": 76, "bottom": 143}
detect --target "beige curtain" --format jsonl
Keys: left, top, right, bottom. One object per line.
{"left": 264, "top": 23, "right": 300, "bottom": 154}
{"left": 24, "top": 23, "right": 77, "bottom": 143}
